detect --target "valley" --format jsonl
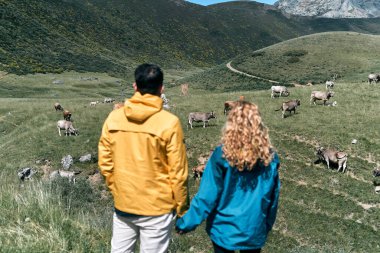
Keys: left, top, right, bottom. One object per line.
{"left": 1, "top": 1, "right": 380, "bottom": 252}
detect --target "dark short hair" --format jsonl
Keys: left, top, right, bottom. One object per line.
{"left": 134, "top": 63, "right": 163, "bottom": 95}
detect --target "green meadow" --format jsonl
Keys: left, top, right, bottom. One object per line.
{"left": 0, "top": 64, "right": 379, "bottom": 252}
{"left": 232, "top": 32, "right": 380, "bottom": 85}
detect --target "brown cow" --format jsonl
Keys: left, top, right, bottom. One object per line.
{"left": 54, "top": 102, "right": 64, "bottom": 111}
{"left": 188, "top": 111, "right": 216, "bottom": 129}
{"left": 310, "top": 91, "right": 334, "bottom": 105}
{"left": 181, "top": 83, "right": 189, "bottom": 96}
{"left": 224, "top": 101, "right": 237, "bottom": 115}
{"left": 193, "top": 150, "right": 213, "bottom": 180}
{"left": 224, "top": 96, "right": 244, "bottom": 115}
{"left": 63, "top": 110, "right": 72, "bottom": 121}
{"left": 315, "top": 147, "right": 348, "bottom": 173}
{"left": 192, "top": 165, "right": 205, "bottom": 181}
{"left": 275, "top": 99, "right": 300, "bottom": 118}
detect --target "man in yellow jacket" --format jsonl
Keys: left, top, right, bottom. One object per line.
{"left": 98, "top": 63, "right": 188, "bottom": 253}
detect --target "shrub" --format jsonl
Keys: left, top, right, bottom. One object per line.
{"left": 287, "top": 57, "right": 300, "bottom": 63}
{"left": 50, "top": 178, "right": 102, "bottom": 212}
{"left": 283, "top": 49, "right": 308, "bottom": 57}
{"left": 251, "top": 51, "right": 265, "bottom": 57}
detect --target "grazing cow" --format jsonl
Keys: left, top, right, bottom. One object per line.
{"left": 315, "top": 147, "right": 348, "bottom": 173}
{"left": 161, "top": 93, "right": 169, "bottom": 104}
{"left": 239, "top": 96, "right": 245, "bottom": 101}
{"left": 57, "top": 120, "right": 78, "bottom": 136}
{"left": 54, "top": 103, "right": 64, "bottom": 111}
{"left": 113, "top": 102, "right": 124, "bottom": 110}
{"left": 193, "top": 150, "right": 213, "bottom": 180}
{"left": 275, "top": 99, "right": 300, "bottom": 118}
{"left": 325, "top": 81, "right": 335, "bottom": 89}
{"left": 181, "top": 83, "right": 189, "bottom": 96}
{"left": 63, "top": 110, "right": 72, "bottom": 121}
{"left": 271, "top": 86, "right": 290, "bottom": 98}
{"left": 50, "top": 170, "right": 81, "bottom": 183}
{"left": 224, "top": 101, "right": 237, "bottom": 115}
{"left": 310, "top": 91, "right": 334, "bottom": 105}
{"left": 192, "top": 165, "right": 205, "bottom": 181}
{"left": 373, "top": 167, "right": 380, "bottom": 177}
{"left": 90, "top": 101, "right": 100, "bottom": 106}
{"left": 188, "top": 111, "right": 216, "bottom": 129}
{"left": 161, "top": 93, "right": 170, "bottom": 109}
{"left": 368, "top": 73, "right": 380, "bottom": 84}
{"left": 104, "top": 97, "right": 115, "bottom": 103}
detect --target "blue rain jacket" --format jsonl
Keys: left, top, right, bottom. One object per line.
{"left": 176, "top": 145, "right": 280, "bottom": 250}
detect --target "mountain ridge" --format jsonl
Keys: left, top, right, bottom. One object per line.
{"left": 275, "top": 0, "right": 380, "bottom": 18}
{"left": 1, "top": 0, "right": 380, "bottom": 76}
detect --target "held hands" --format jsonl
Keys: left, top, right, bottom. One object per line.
{"left": 175, "top": 226, "right": 187, "bottom": 235}
{"left": 174, "top": 214, "right": 188, "bottom": 235}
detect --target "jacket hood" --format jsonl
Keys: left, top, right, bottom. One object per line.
{"left": 124, "top": 92, "right": 162, "bottom": 122}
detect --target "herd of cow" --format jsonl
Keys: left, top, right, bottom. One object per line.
{"left": 54, "top": 102, "right": 79, "bottom": 136}
{"left": 54, "top": 97, "right": 120, "bottom": 136}
{"left": 52, "top": 79, "right": 378, "bottom": 192}
{"left": 187, "top": 80, "right": 359, "bottom": 178}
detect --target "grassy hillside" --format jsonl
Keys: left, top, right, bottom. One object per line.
{"left": 231, "top": 32, "right": 380, "bottom": 84}
{"left": 0, "top": 72, "right": 379, "bottom": 252}
{"left": 2, "top": 1, "right": 380, "bottom": 76}
{"left": 171, "top": 64, "right": 273, "bottom": 92}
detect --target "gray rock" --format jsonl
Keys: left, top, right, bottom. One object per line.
{"left": 80, "top": 77, "right": 98, "bottom": 81}
{"left": 275, "top": 0, "right": 380, "bottom": 18}
{"left": 61, "top": 155, "right": 74, "bottom": 169}
{"left": 52, "top": 80, "right": 64, "bottom": 85}
{"left": 79, "top": 154, "right": 92, "bottom": 163}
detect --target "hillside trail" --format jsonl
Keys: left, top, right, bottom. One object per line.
{"left": 226, "top": 61, "right": 280, "bottom": 84}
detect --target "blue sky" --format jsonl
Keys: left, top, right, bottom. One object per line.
{"left": 186, "top": 0, "right": 277, "bottom": 5}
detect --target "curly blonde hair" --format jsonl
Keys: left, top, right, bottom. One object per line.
{"left": 222, "top": 101, "right": 272, "bottom": 171}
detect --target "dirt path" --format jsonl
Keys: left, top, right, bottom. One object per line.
{"left": 226, "top": 61, "right": 280, "bottom": 84}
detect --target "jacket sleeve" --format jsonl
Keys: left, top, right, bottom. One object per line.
{"left": 176, "top": 148, "right": 224, "bottom": 232}
{"left": 266, "top": 153, "right": 281, "bottom": 232}
{"left": 166, "top": 120, "right": 189, "bottom": 217}
{"left": 98, "top": 122, "right": 115, "bottom": 193}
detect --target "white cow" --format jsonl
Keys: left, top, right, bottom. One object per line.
{"left": 50, "top": 170, "right": 81, "bottom": 183}
{"left": 161, "top": 94, "right": 170, "bottom": 109}
{"left": 57, "top": 120, "right": 78, "bottom": 136}
{"left": 188, "top": 112, "right": 216, "bottom": 129}
{"left": 271, "top": 86, "right": 290, "bottom": 98}
{"left": 104, "top": 97, "right": 115, "bottom": 103}
{"left": 325, "top": 81, "right": 334, "bottom": 89}
{"left": 368, "top": 73, "right": 380, "bottom": 84}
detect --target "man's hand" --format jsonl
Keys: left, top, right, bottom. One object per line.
{"left": 175, "top": 227, "right": 187, "bottom": 235}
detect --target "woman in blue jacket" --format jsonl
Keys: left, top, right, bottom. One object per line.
{"left": 176, "top": 101, "right": 280, "bottom": 253}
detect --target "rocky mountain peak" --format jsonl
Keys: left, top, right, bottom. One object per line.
{"left": 275, "top": 0, "right": 380, "bottom": 18}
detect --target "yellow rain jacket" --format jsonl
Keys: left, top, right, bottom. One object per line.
{"left": 98, "top": 92, "right": 188, "bottom": 217}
